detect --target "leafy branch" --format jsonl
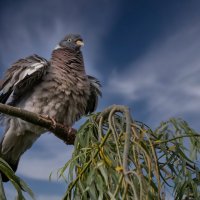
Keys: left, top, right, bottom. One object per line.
{"left": 59, "top": 106, "right": 200, "bottom": 200}
{"left": 0, "top": 102, "right": 200, "bottom": 199}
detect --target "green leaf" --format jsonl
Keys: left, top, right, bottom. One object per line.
{"left": 59, "top": 106, "right": 200, "bottom": 200}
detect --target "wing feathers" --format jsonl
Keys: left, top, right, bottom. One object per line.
{"left": 0, "top": 55, "right": 49, "bottom": 105}
{"left": 85, "top": 75, "right": 102, "bottom": 114}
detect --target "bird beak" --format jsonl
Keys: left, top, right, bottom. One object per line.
{"left": 76, "top": 40, "right": 84, "bottom": 47}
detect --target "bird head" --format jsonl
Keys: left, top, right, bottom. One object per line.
{"left": 55, "top": 34, "right": 84, "bottom": 51}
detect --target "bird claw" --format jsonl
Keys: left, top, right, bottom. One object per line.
{"left": 41, "top": 114, "right": 57, "bottom": 128}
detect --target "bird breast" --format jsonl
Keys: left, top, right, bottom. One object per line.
{"left": 21, "top": 70, "right": 90, "bottom": 127}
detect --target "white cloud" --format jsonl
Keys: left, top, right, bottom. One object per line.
{"left": 0, "top": 0, "right": 119, "bottom": 78}
{"left": 17, "top": 133, "right": 74, "bottom": 181}
{"left": 106, "top": 23, "right": 200, "bottom": 122}
{"left": 0, "top": 0, "right": 119, "bottom": 182}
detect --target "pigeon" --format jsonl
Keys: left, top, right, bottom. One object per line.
{"left": 0, "top": 34, "right": 101, "bottom": 181}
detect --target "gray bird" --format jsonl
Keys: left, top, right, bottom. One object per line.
{"left": 0, "top": 34, "right": 101, "bottom": 181}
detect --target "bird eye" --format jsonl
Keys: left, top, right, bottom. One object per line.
{"left": 67, "top": 38, "right": 72, "bottom": 42}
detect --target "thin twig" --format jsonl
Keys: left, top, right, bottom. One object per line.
{"left": 108, "top": 109, "right": 123, "bottom": 166}
{"left": 98, "top": 105, "right": 132, "bottom": 174}
{"left": 154, "top": 134, "right": 200, "bottom": 145}
{"left": 123, "top": 106, "right": 132, "bottom": 174}
{"left": 114, "top": 174, "right": 123, "bottom": 197}
{"left": 63, "top": 129, "right": 112, "bottom": 200}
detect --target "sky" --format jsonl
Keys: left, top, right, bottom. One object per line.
{"left": 1, "top": 0, "right": 200, "bottom": 199}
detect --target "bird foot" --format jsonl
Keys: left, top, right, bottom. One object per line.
{"left": 41, "top": 114, "right": 57, "bottom": 127}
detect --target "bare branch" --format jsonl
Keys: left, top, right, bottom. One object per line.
{"left": 0, "top": 103, "right": 76, "bottom": 145}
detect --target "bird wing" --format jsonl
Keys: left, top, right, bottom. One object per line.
{"left": 0, "top": 54, "right": 49, "bottom": 105}
{"left": 85, "top": 75, "right": 102, "bottom": 114}
{"left": 0, "top": 55, "right": 49, "bottom": 181}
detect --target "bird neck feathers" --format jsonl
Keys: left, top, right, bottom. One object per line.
{"left": 50, "top": 48, "right": 86, "bottom": 74}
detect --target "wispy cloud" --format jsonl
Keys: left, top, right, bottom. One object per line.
{"left": 17, "top": 134, "right": 74, "bottom": 181}
{"left": 0, "top": 0, "right": 119, "bottom": 77}
{"left": 106, "top": 23, "right": 200, "bottom": 125}
{"left": 0, "top": 0, "right": 119, "bottom": 182}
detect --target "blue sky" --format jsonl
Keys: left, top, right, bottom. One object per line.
{"left": 1, "top": 0, "right": 200, "bottom": 199}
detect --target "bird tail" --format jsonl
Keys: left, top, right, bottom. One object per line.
{"left": 0, "top": 151, "right": 19, "bottom": 182}
{"left": 0, "top": 127, "right": 39, "bottom": 182}
{"left": 0, "top": 137, "right": 19, "bottom": 182}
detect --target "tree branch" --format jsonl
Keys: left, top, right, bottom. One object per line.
{"left": 97, "top": 105, "right": 132, "bottom": 179}
{"left": 0, "top": 103, "right": 76, "bottom": 145}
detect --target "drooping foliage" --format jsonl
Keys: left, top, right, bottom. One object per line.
{"left": 0, "top": 105, "right": 199, "bottom": 200}
{"left": 0, "top": 158, "right": 35, "bottom": 200}
{"left": 60, "top": 105, "right": 200, "bottom": 200}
